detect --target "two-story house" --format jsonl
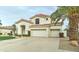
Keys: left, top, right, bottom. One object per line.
{"left": 14, "top": 14, "right": 63, "bottom": 37}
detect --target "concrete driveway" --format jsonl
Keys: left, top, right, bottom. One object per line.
{"left": 0, "top": 37, "right": 70, "bottom": 52}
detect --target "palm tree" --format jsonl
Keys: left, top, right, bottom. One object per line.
{"left": 51, "top": 6, "right": 79, "bottom": 46}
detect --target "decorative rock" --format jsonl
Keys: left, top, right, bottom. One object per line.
{"left": 70, "top": 41, "right": 79, "bottom": 47}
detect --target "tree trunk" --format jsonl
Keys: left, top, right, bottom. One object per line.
{"left": 69, "top": 14, "right": 79, "bottom": 41}
{"left": 68, "top": 14, "right": 79, "bottom": 46}
{"left": 12, "top": 25, "right": 16, "bottom": 36}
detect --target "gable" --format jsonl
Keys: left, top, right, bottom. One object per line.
{"left": 15, "top": 19, "right": 33, "bottom": 24}
{"left": 30, "top": 17, "right": 51, "bottom": 24}
{"left": 16, "top": 21, "right": 30, "bottom": 26}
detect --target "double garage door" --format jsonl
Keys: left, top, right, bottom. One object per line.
{"left": 31, "top": 29, "right": 60, "bottom": 37}
{"left": 31, "top": 29, "right": 48, "bottom": 37}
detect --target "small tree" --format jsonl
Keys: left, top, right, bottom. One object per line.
{"left": 12, "top": 24, "right": 16, "bottom": 36}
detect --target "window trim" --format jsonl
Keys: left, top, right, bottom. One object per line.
{"left": 35, "top": 18, "right": 40, "bottom": 24}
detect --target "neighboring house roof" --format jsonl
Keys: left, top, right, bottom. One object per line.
{"left": 0, "top": 26, "right": 13, "bottom": 30}
{"left": 30, "top": 13, "right": 50, "bottom": 19}
{"left": 15, "top": 19, "right": 33, "bottom": 24}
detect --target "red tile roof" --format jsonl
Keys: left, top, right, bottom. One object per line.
{"left": 30, "top": 13, "right": 50, "bottom": 19}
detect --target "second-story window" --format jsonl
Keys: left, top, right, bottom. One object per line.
{"left": 46, "top": 18, "right": 48, "bottom": 21}
{"left": 35, "top": 18, "right": 39, "bottom": 24}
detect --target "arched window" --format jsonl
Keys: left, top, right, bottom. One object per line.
{"left": 35, "top": 18, "right": 39, "bottom": 24}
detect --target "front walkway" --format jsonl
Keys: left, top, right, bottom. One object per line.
{"left": 0, "top": 37, "right": 71, "bottom": 52}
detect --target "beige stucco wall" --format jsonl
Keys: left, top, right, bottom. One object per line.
{"left": 51, "top": 26, "right": 62, "bottom": 29}
{"left": 30, "top": 27, "right": 48, "bottom": 30}
{"left": 30, "top": 17, "right": 51, "bottom": 24}
{"left": 15, "top": 21, "right": 30, "bottom": 35}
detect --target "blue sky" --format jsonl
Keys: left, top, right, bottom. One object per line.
{"left": 0, "top": 6, "right": 57, "bottom": 26}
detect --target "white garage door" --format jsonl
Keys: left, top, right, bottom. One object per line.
{"left": 50, "top": 29, "right": 60, "bottom": 37}
{"left": 31, "top": 29, "right": 48, "bottom": 37}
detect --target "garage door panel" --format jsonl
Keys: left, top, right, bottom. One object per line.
{"left": 31, "top": 29, "right": 48, "bottom": 37}
{"left": 50, "top": 31, "right": 59, "bottom": 37}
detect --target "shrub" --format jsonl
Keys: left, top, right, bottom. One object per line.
{"left": 0, "top": 33, "right": 2, "bottom": 35}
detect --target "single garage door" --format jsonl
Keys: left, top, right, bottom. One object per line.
{"left": 31, "top": 29, "right": 48, "bottom": 37}
{"left": 50, "top": 29, "right": 60, "bottom": 37}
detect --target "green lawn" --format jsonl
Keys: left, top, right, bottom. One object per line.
{"left": 0, "top": 36, "right": 15, "bottom": 41}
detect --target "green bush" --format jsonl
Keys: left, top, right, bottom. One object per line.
{"left": 15, "top": 31, "right": 31, "bottom": 37}
{"left": 0, "top": 33, "right": 2, "bottom": 35}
